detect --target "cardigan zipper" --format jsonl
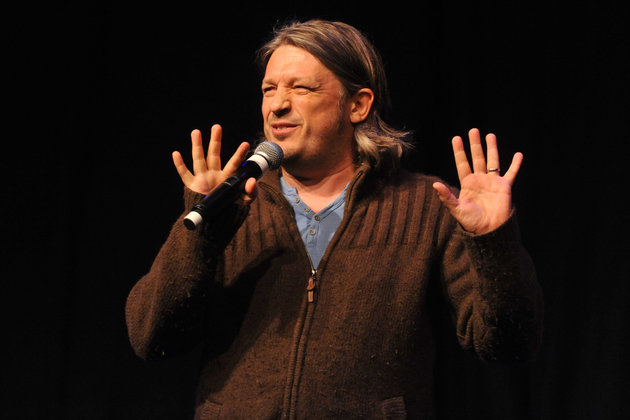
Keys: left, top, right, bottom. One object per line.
{"left": 307, "top": 263, "right": 317, "bottom": 303}
{"left": 282, "top": 263, "right": 318, "bottom": 419}
{"left": 258, "top": 170, "right": 367, "bottom": 418}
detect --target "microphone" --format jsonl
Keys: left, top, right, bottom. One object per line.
{"left": 183, "top": 141, "right": 284, "bottom": 230}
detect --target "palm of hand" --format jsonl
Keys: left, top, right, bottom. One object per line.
{"left": 455, "top": 172, "right": 514, "bottom": 234}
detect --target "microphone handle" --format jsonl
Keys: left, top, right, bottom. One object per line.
{"left": 183, "top": 163, "right": 262, "bottom": 230}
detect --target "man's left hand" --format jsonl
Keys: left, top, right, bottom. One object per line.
{"left": 433, "top": 128, "right": 523, "bottom": 235}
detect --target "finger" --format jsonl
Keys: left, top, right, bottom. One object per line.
{"left": 503, "top": 152, "right": 523, "bottom": 185}
{"left": 485, "top": 133, "right": 501, "bottom": 174}
{"left": 206, "top": 124, "right": 223, "bottom": 171}
{"left": 222, "top": 142, "right": 251, "bottom": 176}
{"left": 452, "top": 136, "right": 472, "bottom": 182}
{"left": 468, "top": 128, "right": 487, "bottom": 173}
{"left": 190, "top": 129, "right": 208, "bottom": 174}
{"left": 243, "top": 178, "right": 259, "bottom": 205}
{"left": 172, "top": 150, "right": 187, "bottom": 176}
{"left": 172, "top": 151, "right": 194, "bottom": 185}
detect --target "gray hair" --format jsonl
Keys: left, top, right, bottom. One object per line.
{"left": 257, "top": 20, "right": 412, "bottom": 172}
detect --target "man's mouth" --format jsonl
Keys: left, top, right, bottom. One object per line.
{"left": 270, "top": 121, "right": 299, "bottom": 138}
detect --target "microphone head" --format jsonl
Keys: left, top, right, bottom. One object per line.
{"left": 254, "top": 142, "right": 284, "bottom": 170}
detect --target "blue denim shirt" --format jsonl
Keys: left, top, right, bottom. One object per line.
{"left": 280, "top": 176, "right": 348, "bottom": 269}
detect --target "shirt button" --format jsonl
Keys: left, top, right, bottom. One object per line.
{"left": 309, "top": 229, "right": 316, "bottom": 235}
{"left": 294, "top": 197, "right": 301, "bottom": 204}
{"left": 314, "top": 215, "right": 320, "bottom": 221}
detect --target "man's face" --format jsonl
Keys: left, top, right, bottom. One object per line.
{"left": 261, "top": 45, "right": 355, "bottom": 177}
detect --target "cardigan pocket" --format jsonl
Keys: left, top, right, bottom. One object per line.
{"left": 195, "top": 400, "right": 222, "bottom": 420}
{"left": 380, "top": 396, "right": 407, "bottom": 419}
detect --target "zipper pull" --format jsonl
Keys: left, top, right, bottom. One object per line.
{"left": 307, "top": 269, "right": 317, "bottom": 303}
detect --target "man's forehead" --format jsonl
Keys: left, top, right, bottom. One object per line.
{"left": 263, "top": 45, "right": 331, "bottom": 81}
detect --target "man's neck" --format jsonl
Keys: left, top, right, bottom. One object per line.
{"left": 281, "top": 163, "right": 355, "bottom": 213}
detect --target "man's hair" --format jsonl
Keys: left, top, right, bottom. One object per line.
{"left": 256, "top": 19, "right": 412, "bottom": 173}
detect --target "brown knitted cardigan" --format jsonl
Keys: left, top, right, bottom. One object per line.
{"left": 126, "top": 165, "right": 543, "bottom": 419}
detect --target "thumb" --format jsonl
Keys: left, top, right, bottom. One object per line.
{"left": 432, "top": 182, "right": 459, "bottom": 211}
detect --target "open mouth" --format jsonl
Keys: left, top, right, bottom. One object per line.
{"left": 270, "top": 121, "right": 299, "bottom": 138}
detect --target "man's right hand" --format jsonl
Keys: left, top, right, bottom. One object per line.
{"left": 172, "top": 124, "right": 258, "bottom": 202}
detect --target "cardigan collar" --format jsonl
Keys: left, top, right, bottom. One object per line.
{"left": 257, "top": 164, "right": 373, "bottom": 212}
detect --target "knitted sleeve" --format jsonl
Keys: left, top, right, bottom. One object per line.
{"left": 125, "top": 188, "right": 250, "bottom": 361}
{"left": 439, "top": 211, "right": 544, "bottom": 362}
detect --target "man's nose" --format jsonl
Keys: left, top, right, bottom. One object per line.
{"left": 270, "top": 91, "right": 291, "bottom": 115}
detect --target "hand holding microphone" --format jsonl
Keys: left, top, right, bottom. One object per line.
{"left": 172, "top": 125, "right": 283, "bottom": 230}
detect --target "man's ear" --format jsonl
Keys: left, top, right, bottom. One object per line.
{"left": 349, "top": 88, "right": 375, "bottom": 124}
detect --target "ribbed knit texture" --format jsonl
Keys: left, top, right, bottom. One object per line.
{"left": 126, "top": 167, "right": 543, "bottom": 419}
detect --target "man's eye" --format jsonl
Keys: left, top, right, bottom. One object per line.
{"left": 262, "top": 87, "right": 275, "bottom": 96}
{"left": 294, "top": 86, "right": 312, "bottom": 93}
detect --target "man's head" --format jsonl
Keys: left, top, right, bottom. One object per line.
{"left": 257, "top": 20, "right": 411, "bottom": 173}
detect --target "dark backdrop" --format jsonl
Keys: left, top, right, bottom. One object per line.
{"left": 5, "top": 1, "right": 629, "bottom": 419}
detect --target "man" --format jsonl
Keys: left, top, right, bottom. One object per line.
{"left": 126, "top": 20, "right": 543, "bottom": 419}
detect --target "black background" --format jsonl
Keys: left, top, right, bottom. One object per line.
{"left": 5, "top": 1, "right": 629, "bottom": 419}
